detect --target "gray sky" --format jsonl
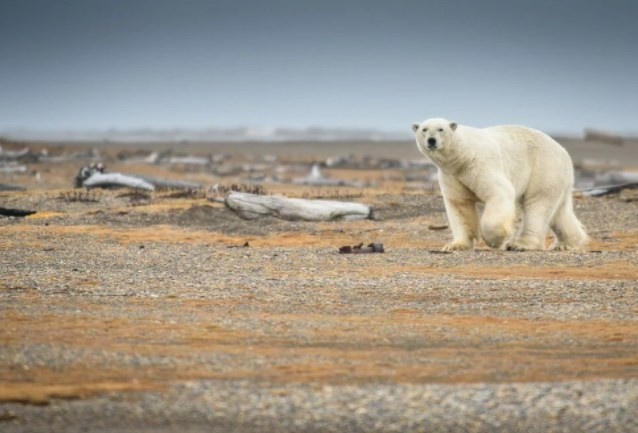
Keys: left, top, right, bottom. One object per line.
{"left": 1, "top": 0, "right": 637, "bottom": 133}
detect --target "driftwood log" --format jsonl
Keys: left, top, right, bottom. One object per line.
{"left": 74, "top": 164, "right": 201, "bottom": 190}
{"left": 0, "top": 183, "right": 26, "bottom": 191}
{"left": 0, "top": 147, "right": 40, "bottom": 163}
{"left": 225, "top": 192, "right": 373, "bottom": 221}
{"left": 82, "top": 173, "right": 155, "bottom": 190}
{"left": 0, "top": 164, "right": 27, "bottom": 174}
{"left": 580, "top": 182, "right": 638, "bottom": 197}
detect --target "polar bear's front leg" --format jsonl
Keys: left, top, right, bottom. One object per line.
{"left": 480, "top": 194, "right": 516, "bottom": 249}
{"left": 439, "top": 174, "right": 480, "bottom": 251}
{"left": 441, "top": 196, "right": 479, "bottom": 251}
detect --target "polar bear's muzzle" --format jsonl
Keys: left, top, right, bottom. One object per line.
{"left": 427, "top": 137, "right": 437, "bottom": 149}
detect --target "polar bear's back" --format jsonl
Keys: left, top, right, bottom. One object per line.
{"left": 483, "top": 125, "right": 571, "bottom": 165}
{"left": 484, "top": 125, "right": 563, "bottom": 151}
{"left": 480, "top": 124, "right": 574, "bottom": 193}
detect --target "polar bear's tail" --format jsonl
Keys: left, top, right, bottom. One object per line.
{"left": 550, "top": 192, "right": 589, "bottom": 250}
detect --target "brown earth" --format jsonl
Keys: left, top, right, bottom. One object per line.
{"left": 1, "top": 140, "right": 637, "bottom": 432}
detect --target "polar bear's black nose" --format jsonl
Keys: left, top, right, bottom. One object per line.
{"left": 427, "top": 137, "right": 437, "bottom": 147}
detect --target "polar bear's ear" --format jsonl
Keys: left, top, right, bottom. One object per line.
{"left": 449, "top": 122, "right": 457, "bottom": 131}
{"left": 411, "top": 123, "right": 420, "bottom": 133}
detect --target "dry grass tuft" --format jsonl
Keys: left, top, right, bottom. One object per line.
{"left": 58, "top": 190, "right": 102, "bottom": 203}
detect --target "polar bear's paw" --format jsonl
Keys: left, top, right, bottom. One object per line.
{"left": 442, "top": 241, "right": 472, "bottom": 252}
{"left": 505, "top": 238, "right": 542, "bottom": 252}
{"left": 505, "top": 243, "right": 530, "bottom": 252}
{"left": 549, "top": 242, "right": 568, "bottom": 251}
{"left": 549, "top": 242, "right": 579, "bottom": 251}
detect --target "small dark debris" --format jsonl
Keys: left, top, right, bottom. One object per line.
{"left": 4, "top": 286, "right": 35, "bottom": 292}
{"left": 428, "top": 224, "right": 449, "bottom": 231}
{"left": 339, "top": 242, "right": 384, "bottom": 254}
{"left": 589, "top": 250, "right": 603, "bottom": 253}
{"left": 428, "top": 250, "right": 453, "bottom": 254}
{"left": 0, "top": 207, "right": 37, "bottom": 217}
{"left": 227, "top": 241, "right": 250, "bottom": 248}
{"left": 74, "top": 162, "right": 105, "bottom": 188}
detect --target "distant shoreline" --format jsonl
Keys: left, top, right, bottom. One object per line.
{"left": 2, "top": 136, "right": 638, "bottom": 165}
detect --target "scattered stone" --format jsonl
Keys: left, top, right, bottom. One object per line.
{"left": 292, "top": 164, "right": 364, "bottom": 187}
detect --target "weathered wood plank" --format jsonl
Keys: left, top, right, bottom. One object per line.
{"left": 225, "top": 192, "right": 372, "bottom": 221}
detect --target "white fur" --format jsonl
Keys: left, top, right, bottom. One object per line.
{"left": 412, "top": 118, "right": 588, "bottom": 251}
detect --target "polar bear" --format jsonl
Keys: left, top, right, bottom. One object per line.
{"left": 411, "top": 118, "right": 588, "bottom": 251}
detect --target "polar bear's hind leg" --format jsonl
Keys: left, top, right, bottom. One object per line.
{"left": 505, "top": 195, "right": 559, "bottom": 251}
{"left": 550, "top": 194, "right": 588, "bottom": 250}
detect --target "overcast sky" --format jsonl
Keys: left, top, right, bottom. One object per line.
{"left": 1, "top": 0, "right": 637, "bottom": 133}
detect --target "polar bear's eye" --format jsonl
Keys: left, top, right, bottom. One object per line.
{"left": 438, "top": 128, "right": 444, "bottom": 132}
{"left": 422, "top": 128, "right": 427, "bottom": 132}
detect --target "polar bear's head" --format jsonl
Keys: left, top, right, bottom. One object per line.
{"left": 411, "top": 118, "right": 458, "bottom": 153}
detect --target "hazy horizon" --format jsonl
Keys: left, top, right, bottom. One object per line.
{"left": 1, "top": 0, "right": 637, "bottom": 135}
{"left": 0, "top": 124, "right": 624, "bottom": 143}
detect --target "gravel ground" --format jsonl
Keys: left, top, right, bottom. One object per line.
{"left": 1, "top": 379, "right": 637, "bottom": 433}
{"left": 1, "top": 144, "right": 638, "bottom": 432}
